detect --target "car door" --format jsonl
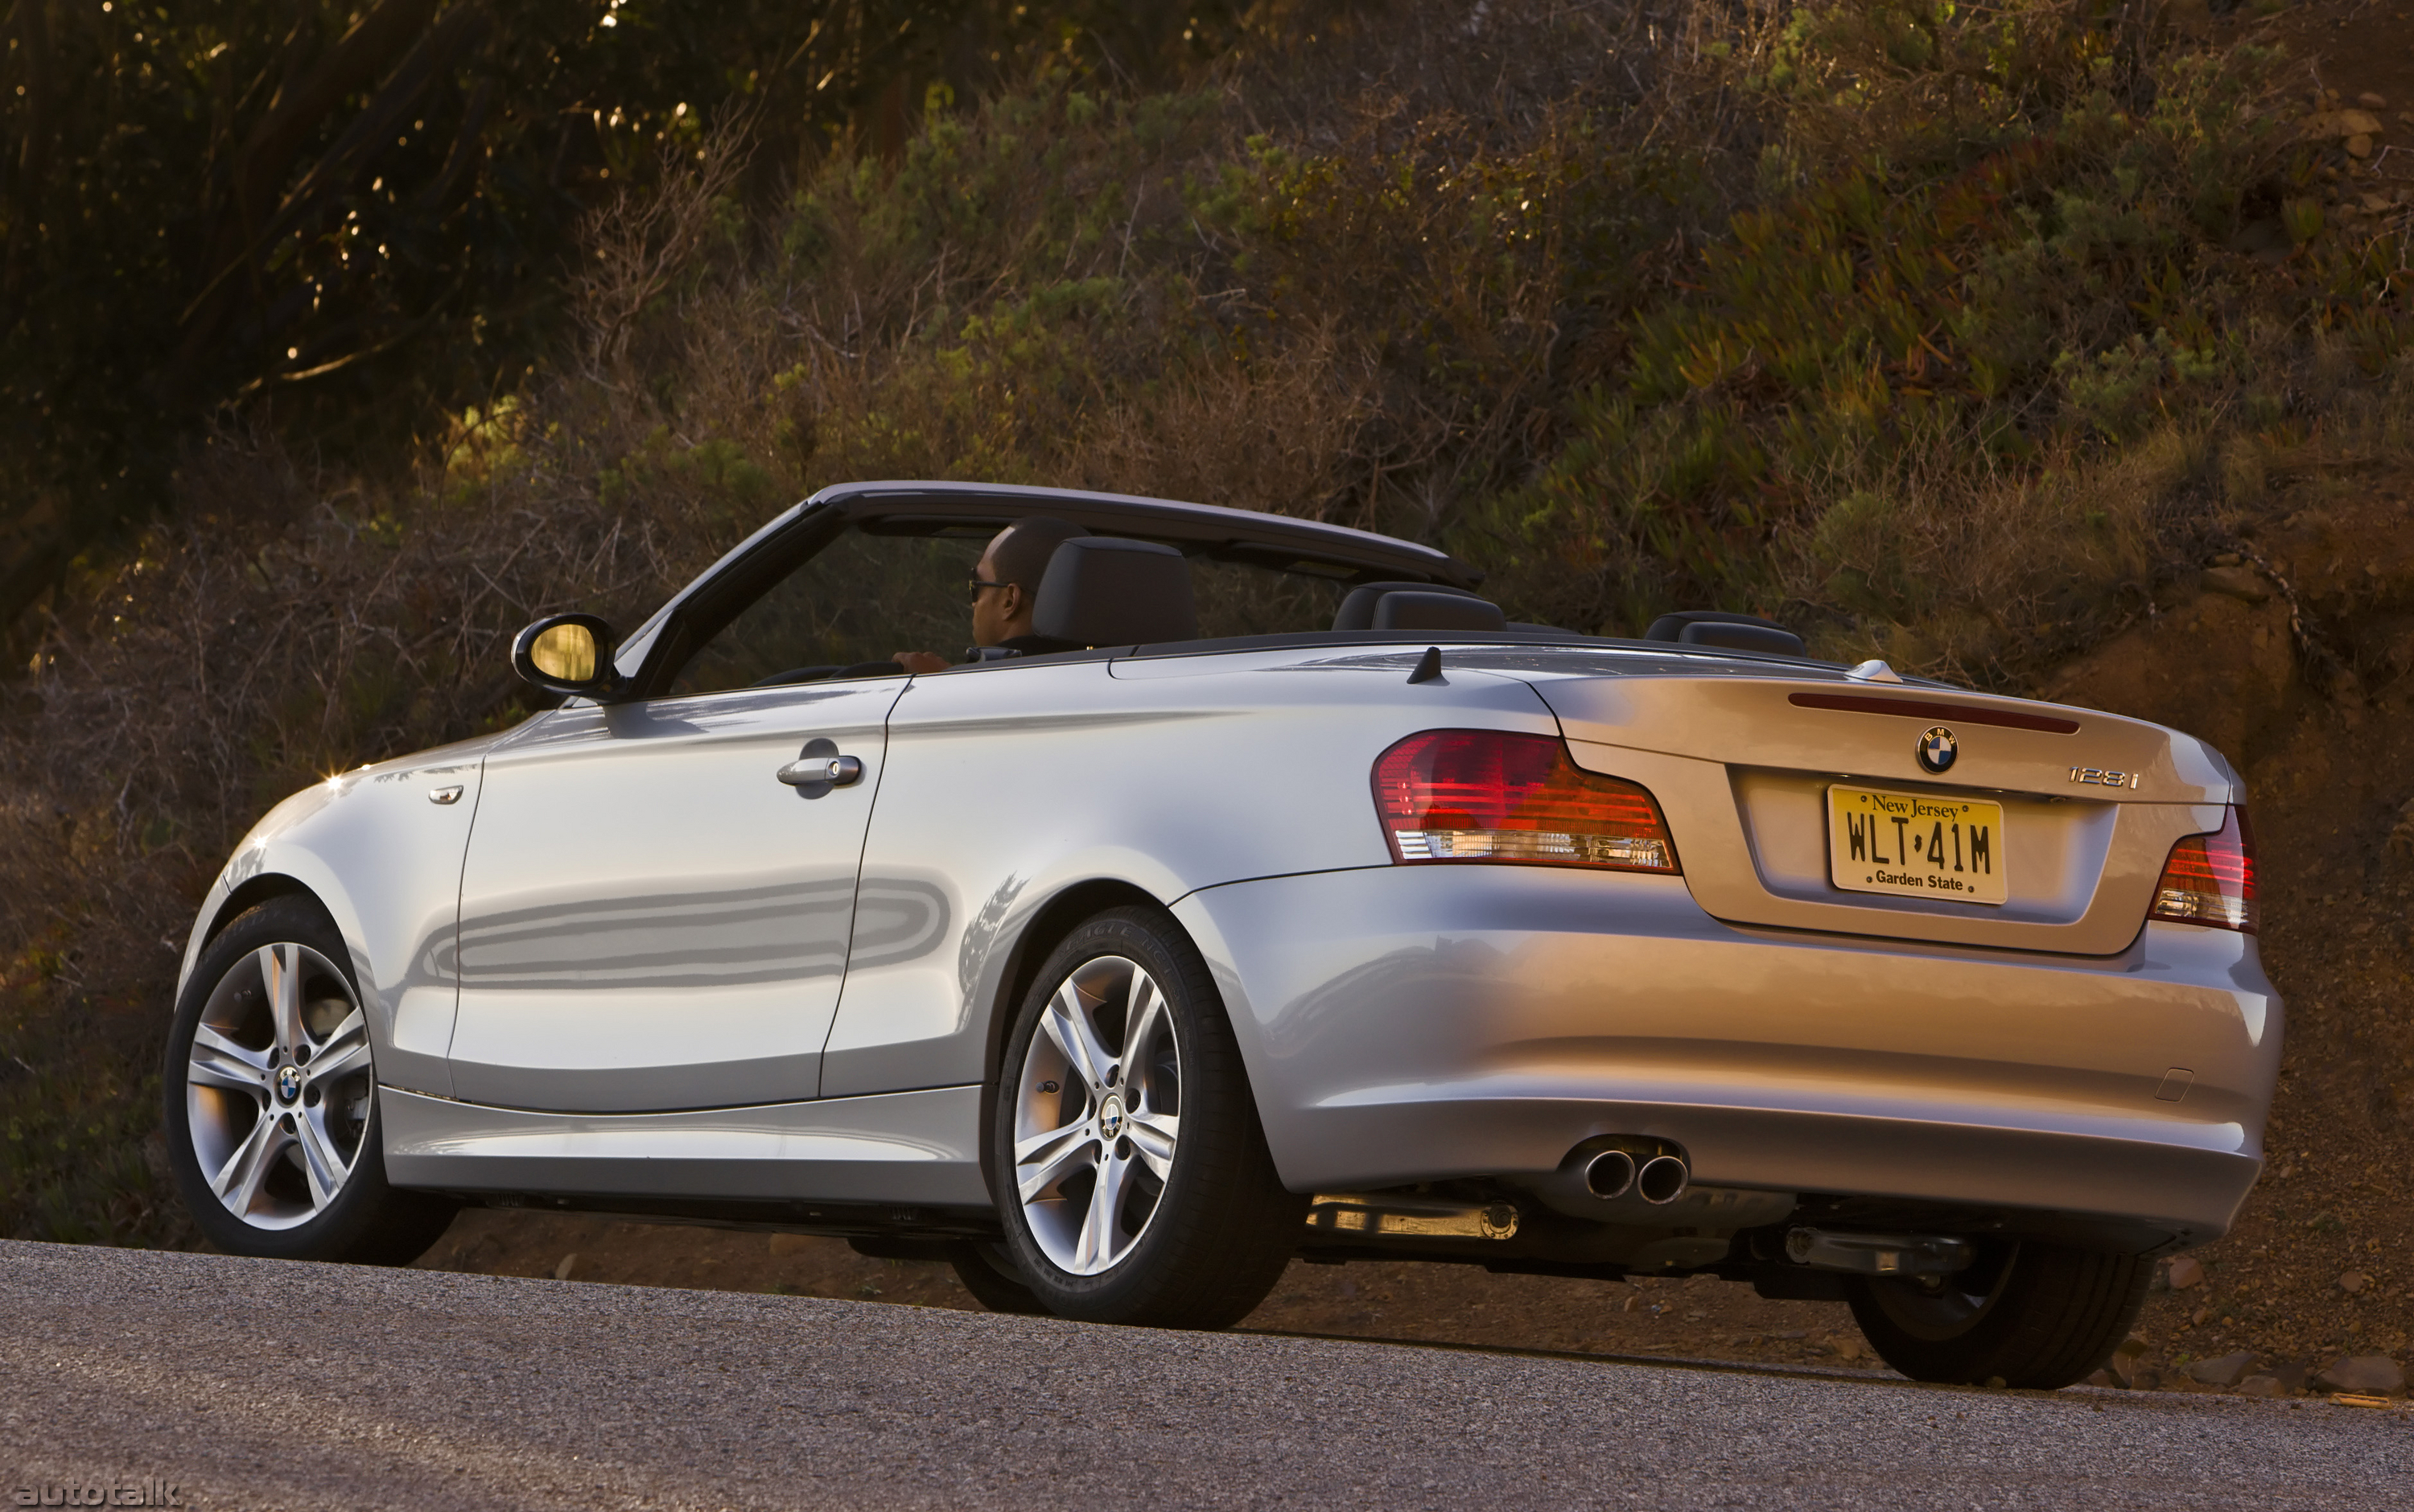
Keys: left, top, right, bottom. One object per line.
{"left": 447, "top": 678, "right": 902, "bottom": 1111}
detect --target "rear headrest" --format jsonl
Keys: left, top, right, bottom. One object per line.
{"left": 1333, "top": 580, "right": 1481, "bottom": 631}
{"left": 1032, "top": 537, "right": 1197, "bottom": 647}
{"left": 1371, "top": 591, "right": 1508, "bottom": 633}
{"left": 1644, "top": 611, "right": 1806, "bottom": 657}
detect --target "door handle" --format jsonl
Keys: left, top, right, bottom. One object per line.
{"left": 778, "top": 754, "right": 863, "bottom": 788}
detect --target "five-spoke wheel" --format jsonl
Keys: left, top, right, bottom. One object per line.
{"left": 184, "top": 940, "right": 375, "bottom": 1228}
{"left": 987, "top": 906, "right": 1301, "bottom": 1328}
{"left": 163, "top": 896, "right": 456, "bottom": 1263}
{"left": 1010, "top": 953, "right": 1184, "bottom": 1276}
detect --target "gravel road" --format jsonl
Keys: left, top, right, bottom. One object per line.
{"left": 2, "top": 1239, "right": 2405, "bottom": 1510}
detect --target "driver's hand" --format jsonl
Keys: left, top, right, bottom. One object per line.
{"left": 892, "top": 650, "right": 951, "bottom": 675}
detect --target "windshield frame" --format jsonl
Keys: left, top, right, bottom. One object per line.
{"left": 607, "top": 482, "right": 1485, "bottom": 701}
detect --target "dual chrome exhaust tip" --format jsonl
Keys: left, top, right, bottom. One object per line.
{"left": 1524, "top": 1138, "right": 1692, "bottom": 1221}
{"left": 1578, "top": 1146, "right": 1691, "bottom": 1205}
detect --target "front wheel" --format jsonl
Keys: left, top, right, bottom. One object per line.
{"left": 990, "top": 906, "right": 1302, "bottom": 1328}
{"left": 162, "top": 896, "right": 457, "bottom": 1264}
{"left": 1847, "top": 1239, "right": 2150, "bottom": 1388}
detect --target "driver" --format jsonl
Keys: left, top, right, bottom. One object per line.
{"left": 892, "top": 516, "right": 1090, "bottom": 674}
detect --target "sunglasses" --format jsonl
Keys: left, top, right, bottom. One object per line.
{"left": 968, "top": 576, "right": 1009, "bottom": 595}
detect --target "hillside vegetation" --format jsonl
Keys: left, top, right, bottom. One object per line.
{"left": 2, "top": 0, "right": 2409, "bottom": 1287}
{"left": 0, "top": 0, "right": 1248, "bottom": 621}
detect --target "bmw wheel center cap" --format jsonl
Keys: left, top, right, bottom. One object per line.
{"left": 1918, "top": 726, "right": 1959, "bottom": 774}
{"left": 276, "top": 1065, "right": 304, "bottom": 1103}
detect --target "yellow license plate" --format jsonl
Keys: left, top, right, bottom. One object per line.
{"left": 1826, "top": 785, "right": 2008, "bottom": 905}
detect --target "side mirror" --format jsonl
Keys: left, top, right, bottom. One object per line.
{"left": 511, "top": 613, "right": 626, "bottom": 700}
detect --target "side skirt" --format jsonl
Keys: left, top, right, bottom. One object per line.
{"left": 381, "top": 1084, "right": 991, "bottom": 1209}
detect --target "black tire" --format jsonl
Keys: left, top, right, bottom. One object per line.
{"left": 162, "top": 895, "right": 458, "bottom": 1265}
{"left": 945, "top": 1242, "right": 1050, "bottom": 1315}
{"left": 1847, "top": 1239, "right": 2151, "bottom": 1388}
{"left": 990, "top": 905, "right": 1303, "bottom": 1328}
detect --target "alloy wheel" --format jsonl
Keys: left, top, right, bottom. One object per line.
{"left": 183, "top": 942, "right": 376, "bottom": 1230}
{"left": 1010, "top": 954, "right": 1182, "bottom": 1276}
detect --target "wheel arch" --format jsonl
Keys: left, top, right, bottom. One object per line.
{"left": 980, "top": 877, "right": 1168, "bottom": 1089}
{"left": 179, "top": 868, "right": 358, "bottom": 1008}
{"left": 971, "top": 876, "right": 1176, "bottom": 1208}
{"left": 203, "top": 873, "right": 331, "bottom": 950}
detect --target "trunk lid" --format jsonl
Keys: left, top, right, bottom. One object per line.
{"left": 1524, "top": 665, "right": 2237, "bottom": 954}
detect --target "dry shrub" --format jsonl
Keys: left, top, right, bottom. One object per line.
{"left": 575, "top": 127, "right": 756, "bottom": 362}
{"left": 1073, "top": 325, "right": 1379, "bottom": 519}
{"left": 1790, "top": 428, "right": 2194, "bottom": 675}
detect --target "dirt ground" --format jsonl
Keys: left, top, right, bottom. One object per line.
{"left": 414, "top": 0, "right": 2414, "bottom": 1393}
{"left": 2199, "top": 0, "right": 2414, "bottom": 118}
{"left": 413, "top": 1207, "right": 1885, "bottom": 1372}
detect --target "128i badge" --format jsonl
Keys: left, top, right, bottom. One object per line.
{"left": 2070, "top": 765, "right": 2141, "bottom": 789}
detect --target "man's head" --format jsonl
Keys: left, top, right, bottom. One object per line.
{"left": 972, "top": 516, "right": 1088, "bottom": 646}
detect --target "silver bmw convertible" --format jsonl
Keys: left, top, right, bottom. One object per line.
{"left": 166, "top": 481, "right": 2276, "bottom": 1387}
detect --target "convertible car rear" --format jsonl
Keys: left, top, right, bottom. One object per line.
{"left": 165, "top": 481, "right": 2277, "bottom": 1388}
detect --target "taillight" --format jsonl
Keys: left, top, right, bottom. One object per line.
{"left": 2148, "top": 807, "right": 2256, "bottom": 933}
{"left": 1371, "top": 729, "right": 1680, "bottom": 873}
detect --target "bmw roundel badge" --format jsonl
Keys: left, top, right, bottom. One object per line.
{"left": 1918, "top": 726, "right": 1958, "bottom": 774}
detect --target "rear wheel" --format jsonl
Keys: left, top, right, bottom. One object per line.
{"left": 1847, "top": 1239, "right": 2150, "bottom": 1388}
{"left": 162, "top": 896, "right": 457, "bottom": 1265}
{"left": 990, "top": 906, "right": 1301, "bottom": 1328}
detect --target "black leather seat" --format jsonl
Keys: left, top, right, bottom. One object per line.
{"left": 1030, "top": 537, "right": 1198, "bottom": 647}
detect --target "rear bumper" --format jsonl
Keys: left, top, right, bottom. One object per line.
{"left": 1172, "top": 866, "right": 2280, "bottom": 1249}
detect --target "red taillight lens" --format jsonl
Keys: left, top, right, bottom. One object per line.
{"left": 2148, "top": 807, "right": 2256, "bottom": 933}
{"left": 1371, "top": 729, "right": 1680, "bottom": 873}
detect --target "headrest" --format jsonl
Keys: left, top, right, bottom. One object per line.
{"left": 1032, "top": 537, "right": 1197, "bottom": 647}
{"left": 1333, "top": 580, "right": 1483, "bottom": 631}
{"left": 1370, "top": 591, "right": 1508, "bottom": 633}
{"left": 1643, "top": 611, "right": 1805, "bottom": 657}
